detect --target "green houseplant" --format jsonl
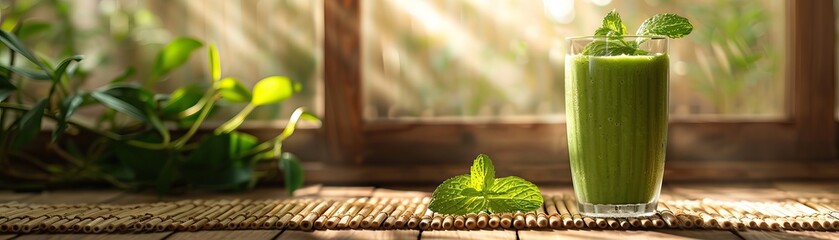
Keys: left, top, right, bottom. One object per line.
{"left": 0, "top": 27, "right": 318, "bottom": 195}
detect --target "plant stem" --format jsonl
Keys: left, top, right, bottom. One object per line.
{"left": 0, "top": 102, "right": 170, "bottom": 150}
{"left": 9, "top": 151, "right": 54, "bottom": 175}
{"left": 239, "top": 108, "right": 318, "bottom": 159}
{"left": 215, "top": 103, "right": 256, "bottom": 134}
{"left": 172, "top": 90, "right": 218, "bottom": 148}
{"left": 47, "top": 143, "right": 84, "bottom": 167}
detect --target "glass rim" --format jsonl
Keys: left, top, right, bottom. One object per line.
{"left": 566, "top": 35, "right": 668, "bottom": 41}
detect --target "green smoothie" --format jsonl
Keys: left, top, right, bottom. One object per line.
{"left": 565, "top": 54, "right": 669, "bottom": 205}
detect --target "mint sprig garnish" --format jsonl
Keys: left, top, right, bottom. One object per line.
{"left": 594, "top": 10, "right": 627, "bottom": 36}
{"left": 636, "top": 13, "right": 693, "bottom": 38}
{"left": 582, "top": 10, "right": 693, "bottom": 56}
{"left": 428, "top": 154, "right": 543, "bottom": 214}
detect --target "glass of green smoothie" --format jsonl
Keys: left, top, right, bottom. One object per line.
{"left": 566, "top": 36, "right": 668, "bottom": 217}
{"left": 564, "top": 10, "right": 692, "bottom": 218}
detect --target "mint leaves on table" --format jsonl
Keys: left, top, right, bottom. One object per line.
{"left": 582, "top": 10, "right": 693, "bottom": 56}
{"left": 428, "top": 154, "right": 543, "bottom": 214}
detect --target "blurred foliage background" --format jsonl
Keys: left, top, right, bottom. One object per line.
{"left": 1, "top": 0, "right": 787, "bottom": 122}
{"left": 0, "top": 0, "right": 322, "bottom": 125}
{"left": 362, "top": 0, "right": 785, "bottom": 120}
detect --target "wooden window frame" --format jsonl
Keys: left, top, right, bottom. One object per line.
{"left": 284, "top": 0, "right": 839, "bottom": 185}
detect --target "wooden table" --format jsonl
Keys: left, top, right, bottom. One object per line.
{"left": 2, "top": 181, "right": 838, "bottom": 240}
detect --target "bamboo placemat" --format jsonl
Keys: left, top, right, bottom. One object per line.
{"left": 1, "top": 195, "right": 837, "bottom": 233}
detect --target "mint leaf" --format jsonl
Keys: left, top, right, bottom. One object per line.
{"left": 469, "top": 154, "right": 494, "bottom": 191}
{"left": 581, "top": 39, "right": 646, "bottom": 56}
{"left": 583, "top": 10, "right": 692, "bottom": 56}
{"left": 428, "top": 175, "right": 487, "bottom": 214}
{"left": 594, "top": 10, "right": 626, "bottom": 36}
{"left": 428, "top": 154, "right": 544, "bottom": 214}
{"left": 487, "top": 176, "right": 544, "bottom": 213}
{"left": 636, "top": 13, "right": 693, "bottom": 38}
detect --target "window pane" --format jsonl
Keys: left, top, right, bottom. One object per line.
{"left": 13, "top": 0, "right": 322, "bottom": 123}
{"left": 362, "top": 0, "right": 785, "bottom": 120}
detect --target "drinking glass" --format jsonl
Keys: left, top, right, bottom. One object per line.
{"left": 565, "top": 36, "right": 669, "bottom": 217}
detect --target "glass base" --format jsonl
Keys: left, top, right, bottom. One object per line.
{"left": 578, "top": 202, "right": 657, "bottom": 218}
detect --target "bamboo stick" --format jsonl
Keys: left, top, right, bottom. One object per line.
{"left": 228, "top": 203, "right": 264, "bottom": 229}
{"left": 524, "top": 210, "right": 537, "bottom": 229}
{"left": 778, "top": 201, "right": 812, "bottom": 230}
{"left": 371, "top": 199, "right": 397, "bottom": 229}
{"left": 553, "top": 195, "right": 572, "bottom": 228}
{"left": 477, "top": 212, "right": 489, "bottom": 229}
{"left": 157, "top": 219, "right": 175, "bottom": 231}
{"left": 535, "top": 204, "right": 548, "bottom": 228}
{"left": 282, "top": 201, "right": 311, "bottom": 229}
{"left": 39, "top": 215, "right": 66, "bottom": 231}
{"left": 36, "top": 207, "right": 83, "bottom": 230}
{"left": 684, "top": 201, "right": 716, "bottom": 229}
{"left": 500, "top": 212, "right": 513, "bottom": 229}
{"left": 395, "top": 199, "right": 418, "bottom": 229}
{"left": 640, "top": 217, "right": 653, "bottom": 228}
{"left": 628, "top": 217, "right": 642, "bottom": 228}
{"left": 271, "top": 201, "right": 299, "bottom": 229}
{"left": 359, "top": 198, "right": 386, "bottom": 229}
{"left": 21, "top": 216, "right": 47, "bottom": 232}
{"left": 411, "top": 198, "right": 431, "bottom": 229}
{"left": 789, "top": 201, "right": 826, "bottom": 230}
{"left": 488, "top": 213, "right": 500, "bottom": 228}
{"left": 207, "top": 201, "right": 247, "bottom": 229}
{"left": 767, "top": 202, "right": 801, "bottom": 230}
{"left": 302, "top": 200, "right": 332, "bottom": 230}
{"left": 243, "top": 201, "right": 278, "bottom": 229}
{"left": 464, "top": 213, "right": 477, "bottom": 229}
{"left": 326, "top": 199, "right": 354, "bottom": 229}
{"left": 562, "top": 195, "right": 585, "bottom": 228}
{"left": 62, "top": 218, "right": 82, "bottom": 232}
{"left": 618, "top": 218, "right": 630, "bottom": 229}
{"left": 710, "top": 201, "right": 746, "bottom": 230}
{"left": 667, "top": 201, "right": 696, "bottom": 228}
{"left": 727, "top": 201, "right": 760, "bottom": 229}
{"left": 350, "top": 198, "right": 376, "bottom": 229}
{"left": 649, "top": 214, "right": 665, "bottom": 228}
{"left": 383, "top": 200, "right": 405, "bottom": 229}
{"left": 430, "top": 213, "right": 443, "bottom": 230}
{"left": 513, "top": 212, "right": 526, "bottom": 229}
{"left": 591, "top": 217, "right": 605, "bottom": 228}
{"left": 545, "top": 195, "right": 561, "bottom": 228}
{"left": 454, "top": 215, "right": 465, "bottom": 229}
{"left": 656, "top": 202, "right": 678, "bottom": 227}
{"left": 701, "top": 200, "right": 733, "bottom": 230}
{"left": 602, "top": 218, "right": 617, "bottom": 229}
{"left": 418, "top": 208, "right": 433, "bottom": 230}
{"left": 198, "top": 203, "right": 231, "bottom": 230}
{"left": 82, "top": 217, "right": 106, "bottom": 233}
{"left": 287, "top": 201, "right": 316, "bottom": 229}
{"left": 743, "top": 201, "right": 780, "bottom": 230}
{"left": 8, "top": 218, "right": 26, "bottom": 232}
{"left": 442, "top": 215, "right": 454, "bottom": 229}
{"left": 801, "top": 199, "right": 839, "bottom": 230}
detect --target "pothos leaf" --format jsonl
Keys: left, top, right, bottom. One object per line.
{"left": 0, "top": 29, "right": 48, "bottom": 70}
{"left": 278, "top": 152, "right": 304, "bottom": 196}
{"left": 11, "top": 99, "right": 47, "bottom": 149}
{"left": 251, "top": 76, "right": 295, "bottom": 106}
{"left": 150, "top": 37, "right": 203, "bottom": 83}
{"left": 0, "top": 76, "right": 16, "bottom": 101}
{"left": 52, "top": 93, "right": 85, "bottom": 141}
